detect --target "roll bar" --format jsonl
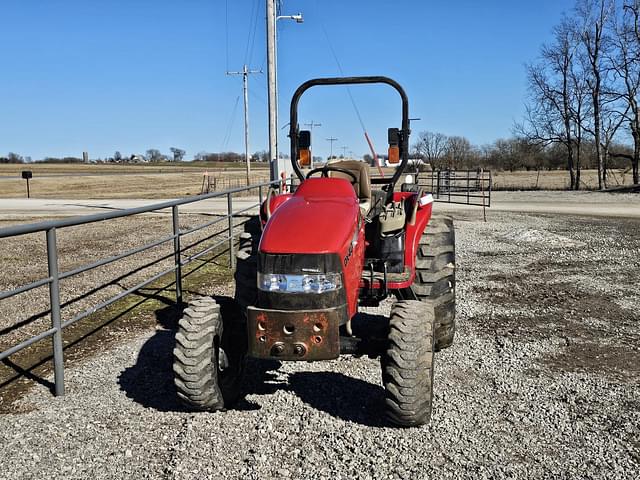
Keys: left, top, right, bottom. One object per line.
{"left": 289, "top": 76, "right": 410, "bottom": 190}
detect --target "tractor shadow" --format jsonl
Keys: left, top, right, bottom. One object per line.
{"left": 288, "top": 371, "right": 387, "bottom": 427}
{"left": 117, "top": 295, "right": 286, "bottom": 412}
{"left": 118, "top": 300, "right": 387, "bottom": 426}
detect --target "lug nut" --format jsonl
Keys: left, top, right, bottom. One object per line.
{"left": 293, "top": 344, "right": 307, "bottom": 356}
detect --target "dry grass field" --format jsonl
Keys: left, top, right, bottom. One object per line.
{"left": 341, "top": 166, "right": 635, "bottom": 192}
{"left": 490, "top": 168, "right": 635, "bottom": 190}
{"left": 0, "top": 163, "right": 270, "bottom": 199}
{"left": 0, "top": 163, "right": 636, "bottom": 200}
{"left": 0, "top": 162, "right": 266, "bottom": 176}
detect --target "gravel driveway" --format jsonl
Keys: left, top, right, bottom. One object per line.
{"left": 0, "top": 209, "right": 638, "bottom": 479}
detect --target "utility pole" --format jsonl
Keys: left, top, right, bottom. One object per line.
{"left": 227, "top": 64, "right": 261, "bottom": 185}
{"left": 341, "top": 146, "right": 348, "bottom": 158}
{"left": 326, "top": 137, "right": 338, "bottom": 160}
{"left": 304, "top": 120, "right": 321, "bottom": 168}
{"left": 266, "top": 0, "right": 277, "bottom": 181}
{"left": 266, "top": 1, "right": 303, "bottom": 181}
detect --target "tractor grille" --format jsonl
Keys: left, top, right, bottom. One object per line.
{"left": 258, "top": 252, "right": 342, "bottom": 275}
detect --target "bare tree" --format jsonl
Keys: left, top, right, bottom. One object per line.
{"left": 576, "top": 0, "right": 616, "bottom": 189}
{"left": 518, "top": 18, "right": 582, "bottom": 189}
{"left": 146, "top": 149, "right": 163, "bottom": 162}
{"left": 609, "top": 0, "right": 640, "bottom": 184}
{"left": 444, "top": 136, "right": 473, "bottom": 169}
{"left": 413, "top": 131, "right": 449, "bottom": 169}
{"left": 170, "top": 147, "right": 186, "bottom": 162}
{"left": 7, "top": 152, "right": 24, "bottom": 163}
{"left": 568, "top": 48, "right": 591, "bottom": 188}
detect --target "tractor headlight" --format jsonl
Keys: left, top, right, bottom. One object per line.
{"left": 257, "top": 272, "right": 342, "bottom": 294}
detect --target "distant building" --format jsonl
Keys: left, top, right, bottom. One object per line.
{"left": 130, "top": 154, "right": 148, "bottom": 163}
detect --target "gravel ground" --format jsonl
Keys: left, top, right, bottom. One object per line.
{"left": 0, "top": 209, "right": 639, "bottom": 479}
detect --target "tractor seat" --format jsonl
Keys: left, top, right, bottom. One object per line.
{"left": 327, "top": 159, "right": 372, "bottom": 215}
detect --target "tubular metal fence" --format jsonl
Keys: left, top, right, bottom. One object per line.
{"left": 0, "top": 179, "right": 287, "bottom": 397}
{"left": 418, "top": 169, "right": 492, "bottom": 206}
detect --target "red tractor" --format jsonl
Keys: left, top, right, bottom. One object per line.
{"left": 173, "top": 77, "right": 456, "bottom": 427}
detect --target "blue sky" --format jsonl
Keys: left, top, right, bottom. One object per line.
{"left": 0, "top": 0, "right": 574, "bottom": 160}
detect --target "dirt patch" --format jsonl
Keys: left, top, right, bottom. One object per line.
{"left": 475, "top": 281, "right": 635, "bottom": 323}
{"left": 464, "top": 212, "right": 640, "bottom": 382}
{"left": 543, "top": 342, "right": 640, "bottom": 381}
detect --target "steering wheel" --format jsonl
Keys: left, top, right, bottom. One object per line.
{"left": 306, "top": 166, "right": 358, "bottom": 185}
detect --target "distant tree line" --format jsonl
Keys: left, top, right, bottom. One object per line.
{"left": 517, "top": 0, "right": 640, "bottom": 189}
{"left": 0, "top": 153, "right": 28, "bottom": 164}
{"left": 193, "top": 151, "right": 270, "bottom": 163}
{"left": 0, "top": 149, "right": 274, "bottom": 164}
{"left": 410, "top": 132, "right": 632, "bottom": 174}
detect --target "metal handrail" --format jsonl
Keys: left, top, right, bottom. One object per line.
{"left": 0, "top": 180, "right": 278, "bottom": 238}
{"left": 0, "top": 178, "right": 284, "bottom": 397}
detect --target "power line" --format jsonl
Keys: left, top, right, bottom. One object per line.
{"left": 247, "top": 0, "right": 261, "bottom": 66}
{"left": 243, "top": 0, "right": 258, "bottom": 65}
{"left": 249, "top": 90, "right": 266, "bottom": 104}
{"left": 221, "top": 95, "right": 240, "bottom": 151}
{"left": 315, "top": 0, "right": 383, "bottom": 176}
{"left": 318, "top": 15, "right": 367, "bottom": 134}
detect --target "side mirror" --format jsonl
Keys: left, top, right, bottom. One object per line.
{"left": 298, "top": 130, "right": 311, "bottom": 149}
{"left": 298, "top": 130, "right": 311, "bottom": 166}
{"left": 388, "top": 128, "right": 400, "bottom": 164}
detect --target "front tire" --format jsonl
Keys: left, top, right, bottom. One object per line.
{"left": 381, "top": 300, "right": 436, "bottom": 427}
{"left": 173, "top": 297, "right": 245, "bottom": 410}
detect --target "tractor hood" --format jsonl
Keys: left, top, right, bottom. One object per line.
{"left": 259, "top": 178, "right": 359, "bottom": 255}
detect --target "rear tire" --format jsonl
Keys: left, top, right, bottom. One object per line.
{"left": 381, "top": 300, "right": 435, "bottom": 427}
{"left": 173, "top": 297, "right": 245, "bottom": 411}
{"left": 413, "top": 215, "right": 456, "bottom": 351}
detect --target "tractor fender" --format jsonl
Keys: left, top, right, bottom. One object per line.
{"left": 261, "top": 192, "right": 293, "bottom": 224}
{"left": 402, "top": 193, "right": 433, "bottom": 271}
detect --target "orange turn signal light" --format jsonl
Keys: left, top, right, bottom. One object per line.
{"left": 299, "top": 148, "right": 311, "bottom": 166}
{"left": 388, "top": 145, "right": 400, "bottom": 164}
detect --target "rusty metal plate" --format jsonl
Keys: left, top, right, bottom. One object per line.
{"left": 247, "top": 306, "right": 344, "bottom": 361}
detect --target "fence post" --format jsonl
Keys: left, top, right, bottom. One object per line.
{"left": 227, "top": 192, "right": 235, "bottom": 269}
{"left": 172, "top": 205, "right": 183, "bottom": 306}
{"left": 46, "top": 228, "right": 65, "bottom": 396}
{"left": 258, "top": 185, "right": 263, "bottom": 205}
